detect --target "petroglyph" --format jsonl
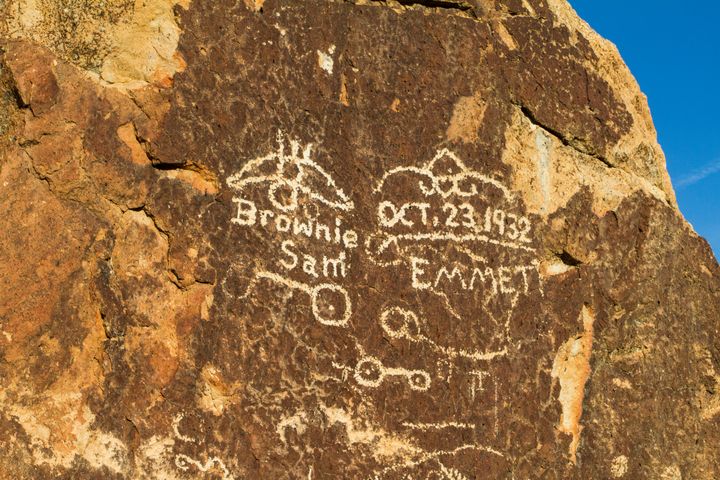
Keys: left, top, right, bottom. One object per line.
{"left": 438, "top": 463, "right": 472, "bottom": 480}
{"left": 227, "top": 134, "right": 541, "bottom": 473}
{"left": 400, "top": 421, "right": 475, "bottom": 431}
{"left": 228, "top": 131, "right": 358, "bottom": 330}
{"left": 279, "top": 240, "right": 351, "bottom": 279}
{"left": 468, "top": 370, "right": 491, "bottom": 401}
{"left": 370, "top": 148, "right": 534, "bottom": 258}
{"left": 172, "top": 414, "right": 193, "bottom": 443}
{"left": 230, "top": 199, "right": 358, "bottom": 250}
{"left": 380, "top": 306, "right": 507, "bottom": 362}
{"left": 353, "top": 356, "right": 432, "bottom": 391}
{"left": 5, "top": 0, "right": 716, "bottom": 476}
{"left": 227, "top": 130, "right": 354, "bottom": 213}
{"left": 319, "top": 404, "right": 422, "bottom": 463}
{"left": 375, "top": 443, "right": 504, "bottom": 478}
{"left": 249, "top": 270, "right": 352, "bottom": 327}
{"left": 374, "top": 148, "right": 512, "bottom": 200}
{"left": 367, "top": 147, "right": 540, "bottom": 329}
{"left": 170, "top": 412, "right": 238, "bottom": 479}
{"left": 161, "top": 413, "right": 236, "bottom": 480}
{"left": 274, "top": 404, "right": 501, "bottom": 480}
{"left": 371, "top": 231, "right": 535, "bottom": 259}
{"left": 408, "top": 257, "right": 537, "bottom": 298}
{"left": 175, "top": 454, "right": 234, "bottom": 480}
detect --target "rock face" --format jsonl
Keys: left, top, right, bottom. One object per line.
{"left": 0, "top": 1, "right": 718, "bottom": 478}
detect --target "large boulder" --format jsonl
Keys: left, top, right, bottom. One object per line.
{"left": 0, "top": 1, "right": 717, "bottom": 478}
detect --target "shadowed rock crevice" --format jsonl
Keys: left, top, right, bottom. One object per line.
{"left": 384, "top": 0, "right": 476, "bottom": 14}
{"left": 330, "top": 0, "right": 479, "bottom": 18}
{"left": 518, "top": 103, "right": 615, "bottom": 169}
{"left": 150, "top": 160, "right": 221, "bottom": 196}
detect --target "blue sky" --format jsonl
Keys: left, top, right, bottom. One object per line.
{"left": 570, "top": 1, "right": 719, "bottom": 258}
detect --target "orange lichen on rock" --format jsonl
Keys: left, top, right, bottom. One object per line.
{"left": 552, "top": 305, "right": 595, "bottom": 464}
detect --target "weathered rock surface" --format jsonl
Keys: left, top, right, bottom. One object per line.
{"left": 0, "top": 1, "right": 718, "bottom": 478}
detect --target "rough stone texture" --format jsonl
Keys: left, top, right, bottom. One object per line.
{"left": 0, "top": 1, "right": 718, "bottom": 479}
